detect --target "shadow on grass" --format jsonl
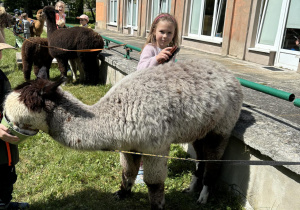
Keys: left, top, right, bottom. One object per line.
{"left": 28, "top": 185, "right": 242, "bottom": 210}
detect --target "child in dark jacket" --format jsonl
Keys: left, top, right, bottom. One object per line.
{"left": 0, "top": 43, "right": 29, "bottom": 209}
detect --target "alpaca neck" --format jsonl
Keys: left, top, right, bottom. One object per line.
{"left": 45, "top": 18, "right": 57, "bottom": 37}
{"left": 47, "top": 92, "right": 118, "bottom": 151}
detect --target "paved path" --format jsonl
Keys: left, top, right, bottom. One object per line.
{"left": 95, "top": 29, "right": 300, "bottom": 125}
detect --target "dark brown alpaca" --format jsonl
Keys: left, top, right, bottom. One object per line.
{"left": 21, "top": 37, "right": 53, "bottom": 81}
{"left": 42, "top": 6, "right": 104, "bottom": 84}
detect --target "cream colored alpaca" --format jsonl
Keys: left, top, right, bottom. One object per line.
{"left": 4, "top": 59, "right": 243, "bottom": 209}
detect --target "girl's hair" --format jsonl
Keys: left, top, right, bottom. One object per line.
{"left": 142, "top": 13, "right": 179, "bottom": 51}
{"left": 55, "top": 1, "right": 66, "bottom": 12}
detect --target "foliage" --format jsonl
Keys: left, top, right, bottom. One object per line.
{"left": 0, "top": 29, "right": 245, "bottom": 210}
{"left": 3, "top": 0, "right": 56, "bottom": 17}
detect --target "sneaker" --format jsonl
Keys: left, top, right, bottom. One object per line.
{"left": 7, "top": 202, "right": 29, "bottom": 210}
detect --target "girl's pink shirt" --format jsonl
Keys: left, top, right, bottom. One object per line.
{"left": 137, "top": 44, "right": 176, "bottom": 71}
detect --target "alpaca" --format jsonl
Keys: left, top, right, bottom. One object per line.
{"left": 42, "top": 6, "right": 104, "bottom": 84}
{"left": 3, "top": 59, "right": 243, "bottom": 209}
{"left": 28, "top": 9, "right": 45, "bottom": 37}
{"left": 0, "top": 7, "right": 16, "bottom": 37}
{"left": 21, "top": 37, "right": 53, "bottom": 81}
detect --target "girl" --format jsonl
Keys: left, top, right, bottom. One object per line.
{"left": 135, "top": 13, "right": 179, "bottom": 184}
{"left": 137, "top": 13, "right": 179, "bottom": 71}
{"left": 55, "top": 1, "right": 67, "bottom": 28}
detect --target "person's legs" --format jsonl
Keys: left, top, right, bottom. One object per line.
{"left": 0, "top": 165, "right": 29, "bottom": 209}
{"left": 0, "top": 165, "right": 17, "bottom": 209}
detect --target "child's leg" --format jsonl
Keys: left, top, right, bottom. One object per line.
{"left": 0, "top": 165, "right": 17, "bottom": 206}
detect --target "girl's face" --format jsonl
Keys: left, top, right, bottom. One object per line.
{"left": 154, "top": 20, "right": 175, "bottom": 49}
{"left": 56, "top": 3, "right": 65, "bottom": 14}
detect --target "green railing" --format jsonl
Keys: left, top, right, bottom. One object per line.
{"left": 101, "top": 35, "right": 141, "bottom": 59}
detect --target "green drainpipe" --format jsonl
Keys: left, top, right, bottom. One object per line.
{"left": 237, "top": 77, "right": 295, "bottom": 102}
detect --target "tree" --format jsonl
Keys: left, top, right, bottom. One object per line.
{"left": 85, "top": 0, "right": 95, "bottom": 21}
{"left": 3, "top": 0, "right": 56, "bottom": 17}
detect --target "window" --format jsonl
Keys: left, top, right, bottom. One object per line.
{"left": 281, "top": 0, "right": 300, "bottom": 51}
{"left": 257, "top": 0, "right": 283, "bottom": 46}
{"left": 110, "top": 0, "right": 118, "bottom": 24}
{"left": 127, "top": 0, "right": 138, "bottom": 27}
{"left": 151, "top": 0, "right": 172, "bottom": 22}
{"left": 188, "top": 0, "right": 227, "bottom": 40}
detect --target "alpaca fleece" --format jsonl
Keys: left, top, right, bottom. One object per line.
{"left": 4, "top": 59, "right": 243, "bottom": 209}
{"left": 21, "top": 37, "right": 53, "bottom": 81}
{"left": 28, "top": 9, "right": 45, "bottom": 37}
{"left": 43, "top": 6, "right": 104, "bottom": 84}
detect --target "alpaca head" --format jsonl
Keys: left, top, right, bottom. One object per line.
{"left": 36, "top": 9, "right": 45, "bottom": 22}
{"left": 42, "top": 6, "right": 56, "bottom": 24}
{"left": 4, "top": 78, "right": 66, "bottom": 133}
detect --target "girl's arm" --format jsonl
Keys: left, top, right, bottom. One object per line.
{"left": 137, "top": 45, "right": 159, "bottom": 71}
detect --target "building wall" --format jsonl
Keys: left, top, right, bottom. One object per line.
{"left": 95, "top": 0, "right": 277, "bottom": 68}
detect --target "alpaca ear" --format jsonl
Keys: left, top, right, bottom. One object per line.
{"left": 40, "top": 77, "right": 66, "bottom": 96}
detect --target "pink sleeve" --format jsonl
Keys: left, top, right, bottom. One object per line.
{"left": 137, "top": 44, "right": 159, "bottom": 71}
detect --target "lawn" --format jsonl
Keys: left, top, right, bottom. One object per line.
{"left": 1, "top": 28, "right": 244, "bottom": 210}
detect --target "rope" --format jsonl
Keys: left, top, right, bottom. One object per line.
{"left": 113, "top": 150, "right": 300, "bottom": 166}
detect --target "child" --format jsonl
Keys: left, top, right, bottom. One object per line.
{"left": 137, "top": 13, "right": 179, "bottom": 71}
{"left": 76, "top": 14, "right": 91, "bottom": 28}
{"left": 21, "top": 13, "right": 33, "bottom": 39}
{"left": 0, "top": 41, "right": 29, "bottom": 209}
{"left": 135, "top": 13, "right": 179, "bottom": 184}
{"left": 13, "top": 13, "right": 24, "bottom": 48}
{"left": 55, "top": 1, "right": 66, "bottom": 28}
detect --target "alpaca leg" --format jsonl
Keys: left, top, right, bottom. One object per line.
{"left": 56, "top": 58, "right": 68, "bottom": 78}
{"left": 22, "top": 59, "right": 33, "bottom": 82}
{"left": 33, "top": 65, "right": 39, "bottom": 77}
{"left": 143, "top": 152, "right": 168, "bottom": 210}
{"left": 79, "top": 54, "right": 99, "bottom": 84}
{"left": 183, "top": 139, "right": 205, "bottom": 193}
{"left": 76, "top": 60, "right": 85, "bottom": 83}
{"left": 115, "top": 153, "right": 141, "bottom": 199}
{"left": 197, "top": 132, "right": 229, "bottom": 204}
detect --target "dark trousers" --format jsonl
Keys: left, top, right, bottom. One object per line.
{"left": 0, "top": 165, "right": 17, "bottom": 204}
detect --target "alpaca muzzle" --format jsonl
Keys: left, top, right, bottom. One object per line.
{"left": 1, "top": 112, "right": 38, "bottom": 144}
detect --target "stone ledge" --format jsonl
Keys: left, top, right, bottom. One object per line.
{"left": 233, "top": 103, "right": 300, "bottom": 175}
{"left": 98, "top": 49, "right": 138, "bottom": 75}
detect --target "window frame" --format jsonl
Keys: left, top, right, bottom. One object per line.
{"left": 109, "top": 0, "right": 118, "bottom": 25}
{"left": 255, "top": 0, "right": 287, "bottom": 51}
{"left": 126, "top": 0, "right": 139, "bottom": 29}
{"left": 151, "top": 0, "right": 172, "bottom": 23}
{"left": 187, "top": 0, "right": 226, "bottom": 43}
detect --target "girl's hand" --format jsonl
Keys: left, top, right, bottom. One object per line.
{"left": 156, "top": 47, "right": 173, "bottom": 64}
{"left": 0, "top": 124, "right": 19, "bottom": 143}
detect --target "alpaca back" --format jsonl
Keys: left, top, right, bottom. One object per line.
{"left": 98, "top": 59, "right": 243, "bottom": 145}
{"left": 48, "top": 27, "right": 104, "bottom": 58}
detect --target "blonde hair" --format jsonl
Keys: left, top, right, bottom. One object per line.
{"left": 55, "top": 1, "right": 66, "bottom": 13}
{"left": 142, "top": 13, "right": 179, "bottom": 52}
{"left": 0, "top": 7, "right": 6, "bottom": 16}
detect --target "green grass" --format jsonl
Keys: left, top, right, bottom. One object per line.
{"left": 1, "top": 28, "right": 245, "bottom": 210}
